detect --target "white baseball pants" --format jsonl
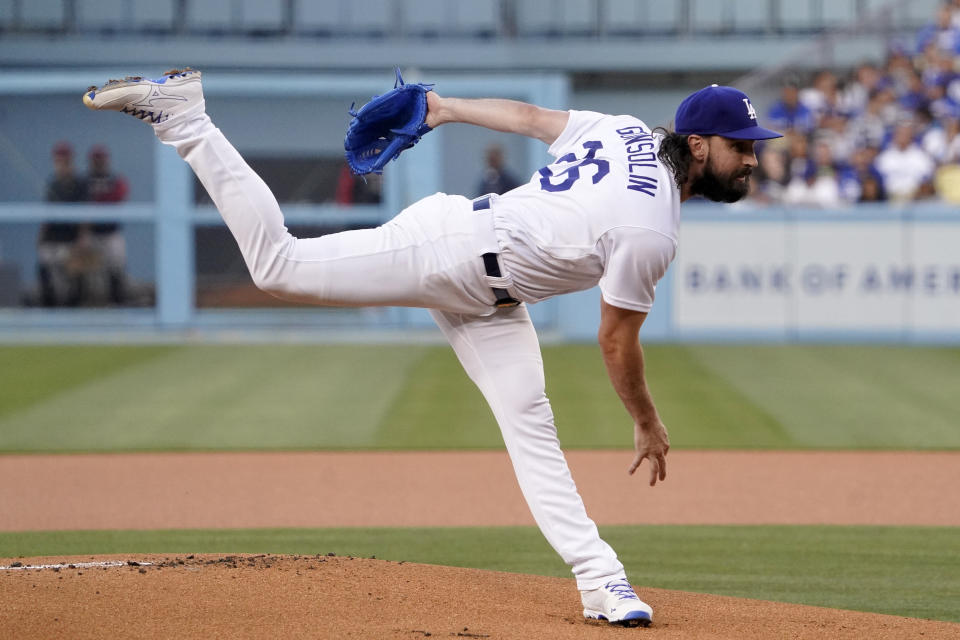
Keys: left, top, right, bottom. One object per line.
{"left": 154, "top": 107, "right": 626, "bottom": 590}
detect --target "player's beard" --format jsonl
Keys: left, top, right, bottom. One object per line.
{"left": 689, "top": 157, "right": 751, "bottom": 203}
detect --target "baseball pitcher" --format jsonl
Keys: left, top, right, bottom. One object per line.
{"left": 83, "top": 69, "right": 781, "bottom": 627}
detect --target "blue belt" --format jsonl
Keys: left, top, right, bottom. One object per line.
{"left": 473, "top": 196, "right": 521, "bottom": 308}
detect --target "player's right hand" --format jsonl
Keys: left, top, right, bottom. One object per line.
{"left": 629, "top": 419, "right": 670, "bottom": 486}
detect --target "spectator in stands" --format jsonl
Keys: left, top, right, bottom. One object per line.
{"left": 85, "top": 145, "right": 129, "bottom": 304}
{"left": 935, "top": 118, "right": 960, "bottom": 201}
{"left": 38, "top": 141, "right": 86, "bottom": 306}
{"left": 799, "top": 70, "right": 839, "bottom": 126}
{"left": 927, "top": 81, "right": 959, "bottom": 121}
{"left": 847, "top": 146, "right": 886, "bottom": 203}
{"left": 768, "top": 82, "right": 815, "bottom": 134}
{"left": 858, "top": 173, "right": 885, "bottom": 203}
{"left": 848, "top": 89, "right": 893, "bottom": 149}
{"left": 874, "top": 121, "right": 936, "bottom": 201}
{"left": 806, "top": 140, "right": 847, "bottom": 208}
{"left": 782, "top": 134, "right": 816, "bottom": 206}
{"left": 943, "top": 115, "right": 960, "bottom": 163}
{"left": 947, "top": 71, "right": 960, "bottom": 106}
{"left": 917, "top": 107, "right": 948, "bottom": 161}
{"left": 334, "top": 163, "right": 382, "bottom": 205}
{"left": 475, "top": 144, "right": 521, "bottom": 196}
{"left": 839, "top": 62, "right": 882, "bottom": 115}
{"left": 884, "top": 48, "right": 917, "bottom": 96}
{"left": 951, "top": 0, "right": 960, "bottom": 30}
{"left": 899, "top": 70, "right": 929, "bottom": 112}
{"left": 816, "top": 111, "right": 856, "bottom": 164}
{"left": 916, "top": 4, "right": 960, "bottom": 55}
{"left": 748, "top": 144, "right": 788, "bottom": 205}
{"left": 923, "top": 48, "right": 957, "bottom": 90}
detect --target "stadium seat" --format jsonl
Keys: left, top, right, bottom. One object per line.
{"left": 402, "top": 0, "right": 447, "bottom": 36}
{"left": 344, "top": 0, "right": 393, "bottom": 36}
{"left": 777, "top": 0, "right": 815, "bottom": 32}
{"left": 558, "top": 0, "right": 594, "bottom": 36}
{"left": 19, "top": 0, "right": 65, "bottom": 31}
{"left": 600, "top": 0, "right": 639, "bottom": 34}
{"left": 0, "top": 0, "right": 15, "bottom": 30}
{"left": 131, "top": 0, "right": 175, "bottom": 33}
{"left": 730, "top": 0, "right": 769, "bottom": 33}
{"left": 75, "top": 0, "right": 127, "bottom": 32}
{"left": 238, "top": 0, "right": 285, "bottom": 34}
{"left": 515, "top": 0, "right": 557, "bottom": 36}
{"left": 898, "top": 0, "right": 942, "bottom": 28}
{"left": 600, "top": 0, "right": 682, "bottom": 35}
{"left": 691, "top": 0, "right": 726, "bottom": 33}
{"left": 820, "top": 0, "right": 858, "bottom": 30}
{"left": 186, "top": 0, "right": 235, "bottom": 34}
{"left": 450, "top": 0, "right": 499, "bottom": 37}
{"left": 515, "top": 0, "right": 595, "bottom": 36}
{"left": 292, "top": 0, "right": 341, "bottom": 35}
{"left": 601, "top": 0, "right": 681, "bottom": 35}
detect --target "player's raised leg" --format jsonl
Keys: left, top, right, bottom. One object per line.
{"left": 83, "top": 70, "right": 493, "bottom": 313}
{"left": 429, "top": 306, "right": 653, "bottom": 627}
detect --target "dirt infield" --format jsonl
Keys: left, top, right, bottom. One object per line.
{"left": 2, "top": 450, "right": 959, "bottom": 638}
{"left": 1, "top": 450, "right": 958, "bottom": 531}
{"left": 0, "top": 451, "right": 960, "bottom": 531}
{"left": 2, "top": 554, "right": 958, "bottom": 640}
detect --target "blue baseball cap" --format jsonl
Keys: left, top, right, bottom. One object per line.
{"left": 675, "top": 84, "right": 783, "bottom": 140}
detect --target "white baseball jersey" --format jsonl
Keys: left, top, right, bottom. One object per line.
{"left": 492, "top": 110, "right": 681, "bottom": 312}
{"left": 157, "top": 104, "right": 642, "bottom": 591}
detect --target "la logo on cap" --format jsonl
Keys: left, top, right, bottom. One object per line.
{"left": 742, "top": 98, "right": 757, "bottom": 121}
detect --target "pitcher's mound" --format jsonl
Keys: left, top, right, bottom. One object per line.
{"left": 1, "top": 554, "right": 956, "bottom": 639}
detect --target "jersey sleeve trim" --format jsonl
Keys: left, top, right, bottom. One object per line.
{"left": 599, "top": 289, "right": 653, "bottom": 313}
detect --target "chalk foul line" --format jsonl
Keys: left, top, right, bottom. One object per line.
{"left": 0, "top": 560, "right": 154, "bottom": 571}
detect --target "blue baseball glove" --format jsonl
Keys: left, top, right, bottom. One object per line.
{"left": 344, "top": 68, "right": 434, "bottom": 175}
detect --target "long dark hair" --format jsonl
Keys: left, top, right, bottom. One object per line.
{"left": 654, "top": 127, "right": 693, "bottom": 190}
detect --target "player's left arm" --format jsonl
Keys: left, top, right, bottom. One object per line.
{"left": 597, "top": 299, "right": 670, "bottom": 486}
{"left": 425, "top": 91, "right": 568, "bottom": 145}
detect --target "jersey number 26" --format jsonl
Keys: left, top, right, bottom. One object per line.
{"left": 538, "top": 140, "right": 610, "bottom": 192}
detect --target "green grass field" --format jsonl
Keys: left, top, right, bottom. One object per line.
{"left": 2, "top": 343, "right": 958, "bottom": 623}
{"left": 2, "top": 344, "right": 959, "bottom": 452}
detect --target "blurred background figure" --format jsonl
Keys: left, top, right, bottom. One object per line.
{"left": 38, "top": 141, "right": 86, "bottom": 306}
{"left": 783, "top": 138, "right": 849, "bottom": 208}
{"left": 85, "top": 145, "right": 129, "bottom": 305}
{"left": 847, "top": 146, "right": 887, "bottom": 203}
{"left": 915, "top": 3, "right": 960, "bottom": 54}
{"left": 475, "top": 144, "right": 520, "bottom": 196}
{"left": 782, "top": 133, "right": 814, "bottom": 206}
{"left": 848, "top": 89, "right": 890, "bottom": 149}
{"left": 874, "top": 121, "right": 936, "bottom": 202}
{"left": 750, "top": 144, "right": 788, "bottom": 204}
{"left": 839, "top": 62, "right": 882, "bottom": 114}
{"left": 768, "top": 82, "right": 816, "bottom": 134}
{"left": 799, "top": 69, "right": 839, "bottom": 126}
{"left": 335, "top": 162, "right": 383, "bottom": 205}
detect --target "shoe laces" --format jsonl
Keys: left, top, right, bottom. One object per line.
{"left": 604, "top": 580, "right": 640, "bottom": 601}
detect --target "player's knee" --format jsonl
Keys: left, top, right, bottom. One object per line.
{"left": 250, "top": 268, "right": 289, "bottom": 298}
{"left": 248, "top": 238, "right": 298, "bottom": 297}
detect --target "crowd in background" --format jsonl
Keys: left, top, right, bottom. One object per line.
{"left": 751, "top": 0, "right": 960, "bottom": 207}
{"left": 39, "top": 141, "right": 129, "bottom": 306}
